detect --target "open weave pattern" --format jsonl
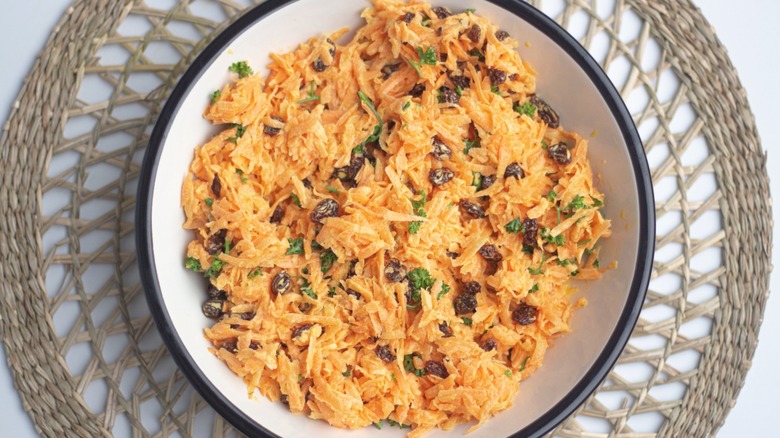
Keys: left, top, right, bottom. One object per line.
{"left": 0, "top": 0, "right": 769, "bottom": 437}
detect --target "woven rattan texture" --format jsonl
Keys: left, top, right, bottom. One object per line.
{"left": 0, "top": 0, "right": 770, "bottom": 437}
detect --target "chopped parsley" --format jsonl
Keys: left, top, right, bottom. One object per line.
{"left": 590, "top": 195, "right": 604, "bottom": 207}
{"left": 522, "top": 244, "right": 535, "bottom": 255}
{"left": 290, "top": 193, "right": 302, "bottom": 207}
{"left": 465, "top": 8, "right": 476, "bottom": 14}
{"left": 328, "top": 287, "right": 337, "bottom": 297}
{"left": 463, "top": 137, "right": 480, "bottom": 154}
{"left": 386, "top": 419, "right": 411, "bottom": 429}
{"left": 564, "top": 195, "right": 588, "bottom": 211}
{"left": 297, "top": 81, "right": 320, "bottom": 104}
{"left": 578, "top": 238, "right": 592, "bottom": 246}
{"left": 540, "top": 227, "right": 565, "bottom": 246}
{"left": 210, "top": 90, "right": 221, "bottom": 104}
{"left": 408, "top": 268, "right": 436, "bottom": 294}
{"left": 357, "top": 90, "right": 383, "bottom": 148}
{"left": 408, "top": 46, "right": 437, "bottom": 76}
{"left": 491, "top": 85, "right": 501, "bottom": 95}
{"left": 204, "top": 258, "right": 224, "bottom": 279}
{"left": 556, "top": 258, "right": 574, "bottom": 267}
{"left": 409, "top": 190, "right": 427, "bottom": 234}
{"left": 514, "top": 101, "right": 537, "bottom": 117}
{"left": 248, "top": 268, "right": 263, "bottom": 278}
{"left": 541, "top": 139, "right": 549, "bottom": 150}
{"left": 224, "top": 239, "right": 231, "bottom": 254}
{"left": 461, "top": 317, "right": 473, "bottom": 326}
{"left": 546, "top": 190, "right": 557, "bottom": 202}
{"left": 471, "top": 171, "right": 483, "bottom": 188}
{"left": 594, "top": 259, "right": 600, "bottom": 268}
{"left": 285, "top": 237, "right": 304, "bottom": 255}
{"left": 204, "top": 198, "right": 213, "bottom": 207}
{"left": 185, "top": 257, "right": 201, "bottom": 272}
{"left": 528, "top": 283, "right": 539, "bottom": 294}
{"left": 504, "top": 369, "right": 512, "bottom": 377}
{"left": 374, "top": 422, "right": 383, "bottom": 430}
{"left": 527, "top": 255, "right": 548, "bottom": 276}
{"left": 408, "top": 221, "right": 422, "bottom": 234}
{"left": 505, "top": 218, "right": 522, "bottom": 234}
{"left": 235, "top": 168, "right": 248, "bottom": 182}
{"left": 571, "top": 270, "right": 580, "bottom": 277}
{"left": 320, "top": 249, "right": 337, "bottom": 273}
{"left": 342, "top": 368, "right": 351, "bottom": 377}
{"left": 455, "top": 85, "right": 464, "bottom": 97}
{"left": 228, "top": 60, "right": 253, "bottom": 78}
{"left": 402, "top": 101, "right": 411, "bottom": 111}
{"left": 325, "top": 185, "right": 340, "bottom": 194}
{"left": 300, "top": 279, "right": 316, "bottom": 299}
{"left": 403, "top": 353, "right": 426, "bottom": 376}
{"left": 520, "top": 355, "right": 530, "bottom": 371}
{"left": 468, "top": 48, "right": 485, "bottom": 62}
{"left": 437, "top": 283, "right": 451, "bottom": 300}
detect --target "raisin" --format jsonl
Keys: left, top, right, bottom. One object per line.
{"left": 310, "top": 198, "right": 340, "bottom": 223}
{"left": 326, "top": 39, "right": 336, "bottom": 57}
{"left": 504, "top": 162, "right": 525, "bottom": 179}
{"left": 453, "top": 293, "right": 478, "bottom": 315}
{"left": 439, "top": 322, "right": 453, "bottom": 338}
{"left": 480, "top": 338, "right": 497, "bottom": 352}
{"left": 207, "top": 284, "right": 228, "bottom": 300}
{"left": 312, "top": 58, "right": 327, "bottom": 72}
{"left": 487, "top": 68, "right": 507, "bottom": 85}
{"left": 270, "top": 205, "right": 285, "bottom": 223}
{"left": 346, "top": 288, "right": 362, "bottom": 300}
{"left": 280, "top": 394, "right": 289, "bottom": 405}
{"left": 459, "top": 200, "right": 486, "bottom": 218}
{"left": 530, "top": 95, "right": 560, "bottom": 128}
{"left": 263, "top": 116, "right": 284, "bottom": 136}
{"left": 438, "top": 86, "right": 459, "bottom": 104}
{"left": 548, "top": 143, "right": 572, "bottom": 165}
{"left": 205, "top": 229, "right": 227, "bottom": 255}
{"left": 211, "top": 174, "right": 222, "bottom": 198}
{"left": 249, "top": 341, "right": 261, "bottom": 350}
{"left": 271, "top": 271, "right": 291, "bottom": 295}
{"left": 512, "top": 303, "right": 538, "bottom": 325}
{"left": 432, "top": 6, "right": 451, "bottom": 19}
{"left": 480, "top": 174, "right": 496, "bottom": 191}
{"left": 298, "top": 302, "right": 312, "bottom": 313}
{"left": 485, "top": 261, "right": 499, "bottom": 276}
{"left": 202, "top": 299, "right": 224, "bottom": 319}
{"left": 431, "top": 136, "right": 452, "bottom": 161}
{"left": 446, "top": 251, "right": 460, "bottom": 259}
{"left": 221, "top": 339, "right": 238, "bottom": 353}
{"left": 292, "top": 323, "right": 313, "bottom": 338}
{"left": 478, "top": 244, "right": 503, "bottom": 262}
{"left": 429, "top": 168, "right": 455, "bottom": 186}
{"left": 467, "top": 24, "right": 481, "bottom": 43}
{"left": 425, "top": 360, "right": 449, "bottom": 378}
{"left": 375, "top": 345, "right": 396, "bottom": 362}
{"left": 302, "top": 178, "right": 312, "bottom": 189}
{"left": 409, "top": 83, "right": 426, "bottom": 97}
{"left": 523, "top": 218, "right": 538, "bottom": 246}
{"left": 402, "top": 12, "right": 415, "bottom": 23}
{"left": 463, "top": 281, "right": 481, "bottom": 295}
{"left": 450, "top": 75, "right": 471, "bottom": 90}
{"left": 384, "top": 258, "right": 407, "bottom": 283}
{"left": 436, "top": 27, "right": 443, "bottom": 37}
{"left": 497, "top": 30, "right": 511, "bottom": 41}
{"left": 509, "top": 73, "right": 519, "bottom": 81}
{"left": 439, "top": 52, "right": 448, "bottom": 62}
{"left": 381, "top": 63, "right": 401, "bottom": 79}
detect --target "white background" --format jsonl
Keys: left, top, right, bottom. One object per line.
{"left": 0, "top": 0, "right": 777, "bottom": 436}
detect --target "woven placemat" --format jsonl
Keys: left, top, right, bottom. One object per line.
{"left": 0, "top": 0, "right": 770, "bottom": 436}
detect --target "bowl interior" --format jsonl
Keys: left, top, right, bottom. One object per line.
{"left": 145, "top": 0, "right": 649, "bottom": 436}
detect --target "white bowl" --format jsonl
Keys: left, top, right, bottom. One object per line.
{"left": 137, "top": 0, "right": 655, "bottom": 436}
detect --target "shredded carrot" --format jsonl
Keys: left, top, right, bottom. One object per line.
{"left": 182, "top": 1, "right": 611, "bottom": 435}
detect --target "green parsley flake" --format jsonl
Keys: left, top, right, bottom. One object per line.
{"left": 325, "top": 185, "right": 340, "bottom": 194}
{"left": 374, "top": 422, "right": 383, "bottom": 430}
{"left": 504, "top": 369, "right": 512, "bottom": 377}
{"left": 461, "top": 317, "right": 473, "bottom": 326}
{"left": 408, "top": 221, "right": 422, "bottom": 234}
{"left": 465, "top": 8, "right": 476, "bottom": 14}
{"left": 408, "top": 46, "right": 437, "bottom": 76}
{"left": 463, "top": 137, "right": 481, "bottom": 154}
{"left": 540, "top": 227, "right": 565, "bottom": 246}
{"left": 546, "top": 190, "right": 557, "bottom": 201}
{"left": 403, "top": 353, "right": 426, "bottom": 376}
{"left": 471, "top": 171, "right": 483, "bottom": 188}
{"left": 528, "top": 283, "right": 539, "bottom": 293}
{"left": 520, "top": 355, "right": 530, "bottom": 371}
{"left": 468, "top": 48, "right": 485, "bottom": 62}
{"left": 590, "top": 196, "right": 604, "bottom": 207}
{"left": 505, "top": 218, "right": 522, "bottom": 234}
{"left": 185, "top": 257, "right": 201, "bottom": 272}
{"left": 320, "top": 249, "right": 337, "bottom": 273}
{"left": 248, "top": 268, "right": 262, "bottom": 279}
{"left": 204, "top": 198, "right": 213, "bottom": 207}
{"left": 402, "top": 101, "right": 411, "bottom": 111}
{"left": 290, "top": 193, "right": 302, "bottom": 207}
{"left": 297, "top": 81, "right": 321, "bottom": 104}
{"left": 455, "top": 85, "right": 464, "bottom": 97}
{"left": 527, "top": 255, "right": 548, "bottom": 276}
{"left": 565, "top": 195, "right": 588, "bottom": 211}
{"left": 285, "top": 237, "right": 304, "bottom": 255}
{"left": 210, "top": 90, "right": 221, "bottom": 104}
{"left": 514, "top": 101, "right": 537, "bottom": 117}
{"left": 437, "top": 283, "right": 451, "bottom": 300}
{"left": 342, "top": 369, "right": 352, "bottom": 377}
{"left": 228, "top": 61, "right": 253, "bottom": 78}
{"left": 357, "top": 90, "right": 383, "bottom": 147}
{"left": 491, "top": 85, "right": 501, "bottom": 95}
{"left": 204, "top": 258, "right": 224, "bottom": 279}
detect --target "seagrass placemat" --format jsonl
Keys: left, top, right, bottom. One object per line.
{"left": 0, "top": 0, "right": 770, "bottom": 436}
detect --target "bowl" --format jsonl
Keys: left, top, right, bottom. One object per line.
{"left": 136, "top": 0, "right": 655, "bottom": 436}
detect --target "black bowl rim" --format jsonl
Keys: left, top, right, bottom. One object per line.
{"left": 136, "top": 0, "right": 655, "bottom": 436}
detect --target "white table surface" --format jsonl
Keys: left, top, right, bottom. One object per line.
{"left": 0, "top": 0, "right": 777, "bottom": 436}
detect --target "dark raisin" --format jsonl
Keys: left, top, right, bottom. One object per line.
{"left": 202, "top": 299, "right": 224, "bottom": 319}
{"left": 446, "top": 251, "right": 459, "bottom": 259}
{"left": 280, "top": 394, "right": 289, "bottom": 405}
{"left": 326, "top": 38, "right": 336, "bottom": 57}
{"left": 425, "top": 360, "right": 449, "bottom": 378}
{"left": 487, "top": 68, "right": 507, "bottom": 85}
{"left": 438, "top": 86, "right": 459, "bottom": 104}
{"left": 381, "top": 63, "right": 401, "bottom": 79}
{"left": 346, "top": 288, "right": 362, "bottom": 300}
{"left": 453, "top": 293, "right": 478, "bottom": 315}
{"left": 450, "top": 75, "right": 471, "bottom": 89}
{"left": 409, "top": 83, "right": 426, "bottom": 97}
{"left": 221, "top": 339, "right": 238, "bottom": 353}
{"left": 302, "top": 178, "right": 313, "bottom": 189}
{"left": 233, "top": 312, "right": 255, "bottom": 321}
{"left": 509, "top": 73, "right": 519, "bottom": 81}
{"left": 292, "top": 323, "right": 313, "bottom": 338}
{"left": 456, "top": 61, "right": 468, "bottom": 71}
{"left": 312, "top": 58, "right": 327, "bottom": 72}
{"left": 205, "top": 229, "right": 228, "bottom": 255}
{"left": 485, "top": 261, "right": 499, "bottom": 276}
{"left": 405, "top": 282, "right": 416, "bottom": 305}
{"left": 459, "top": 200, "right": 486, "bottom": 218}
{"left": 402, "top": 12, "right": 415, "bottom": 23}
{"left": 384, "top": 258, "right": 407, "bottom": 283}
{"left": 429, "top": 168, "right": 455, "bottom": 186}
{"left": 478, "top": 244, "right": 503, "bottom": 262}
{"left": 298, "top": 302, "right": 312, "bottom": 313}
{"left": 263, "top": 116, "right": 284, "bottom": 136}
{"left": 480, "top": 174, "right": 496, "bottom": 191}
{"left": 270, "top": 205, "right": 285, "bottom": 223}
{"left": 431, "top": 137, "right": 452, "bottom": 161}
{"left": 211, "top": 174, "right": 222, "bottom": 198}
{"left": 523, "top": 218, "right": 538, "bottom": 246}
{"left": 272, "top": 271, "right": 291, "bottom": 295}
{"left": 207, "top": 284, "right": 228, "bottom": 300}
{"left": 333, "top": 150, "right": 365, "bottom": 184}
{"left": 496, "top": 30, "right": 510, "bottom": 41}
{"left": 436, "top": 27, "right": 443, "bottom": 37}
{"left": 504, "top": 162, "right": 525, "bottom": 179}
{"left": 432, "top": 6, "right": 451, "bottom": 18}
{"left": 439, "top": 322, "right": 453, "bottom": 337}
{"left": 347, "top": 259, "right": 358, "bottom": 278}
{"left": 480, "top": 338, "right": 497, "bottom": 352}
{"left": 530, "top": 95, "right": 560, "bottom": 128}
{"left": 467, "top": 24, "right": 481, "bottom": 43}
{"left": 249, "top": 341, "right": 261, "bottom": 350}
{"left": 375, "top": 345, "right": 396, "bottom": 362}
{"left": 512, "top": 303, "right": 538, "bottom": 325}
{"left": 463, "top": 281, "right": 481, "bottom": 295}
{"left": 310, "top": 198, "right": 340, "bottom": 223}
{"left": 548, "top": 143, "right": 572, "bottom": 165}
